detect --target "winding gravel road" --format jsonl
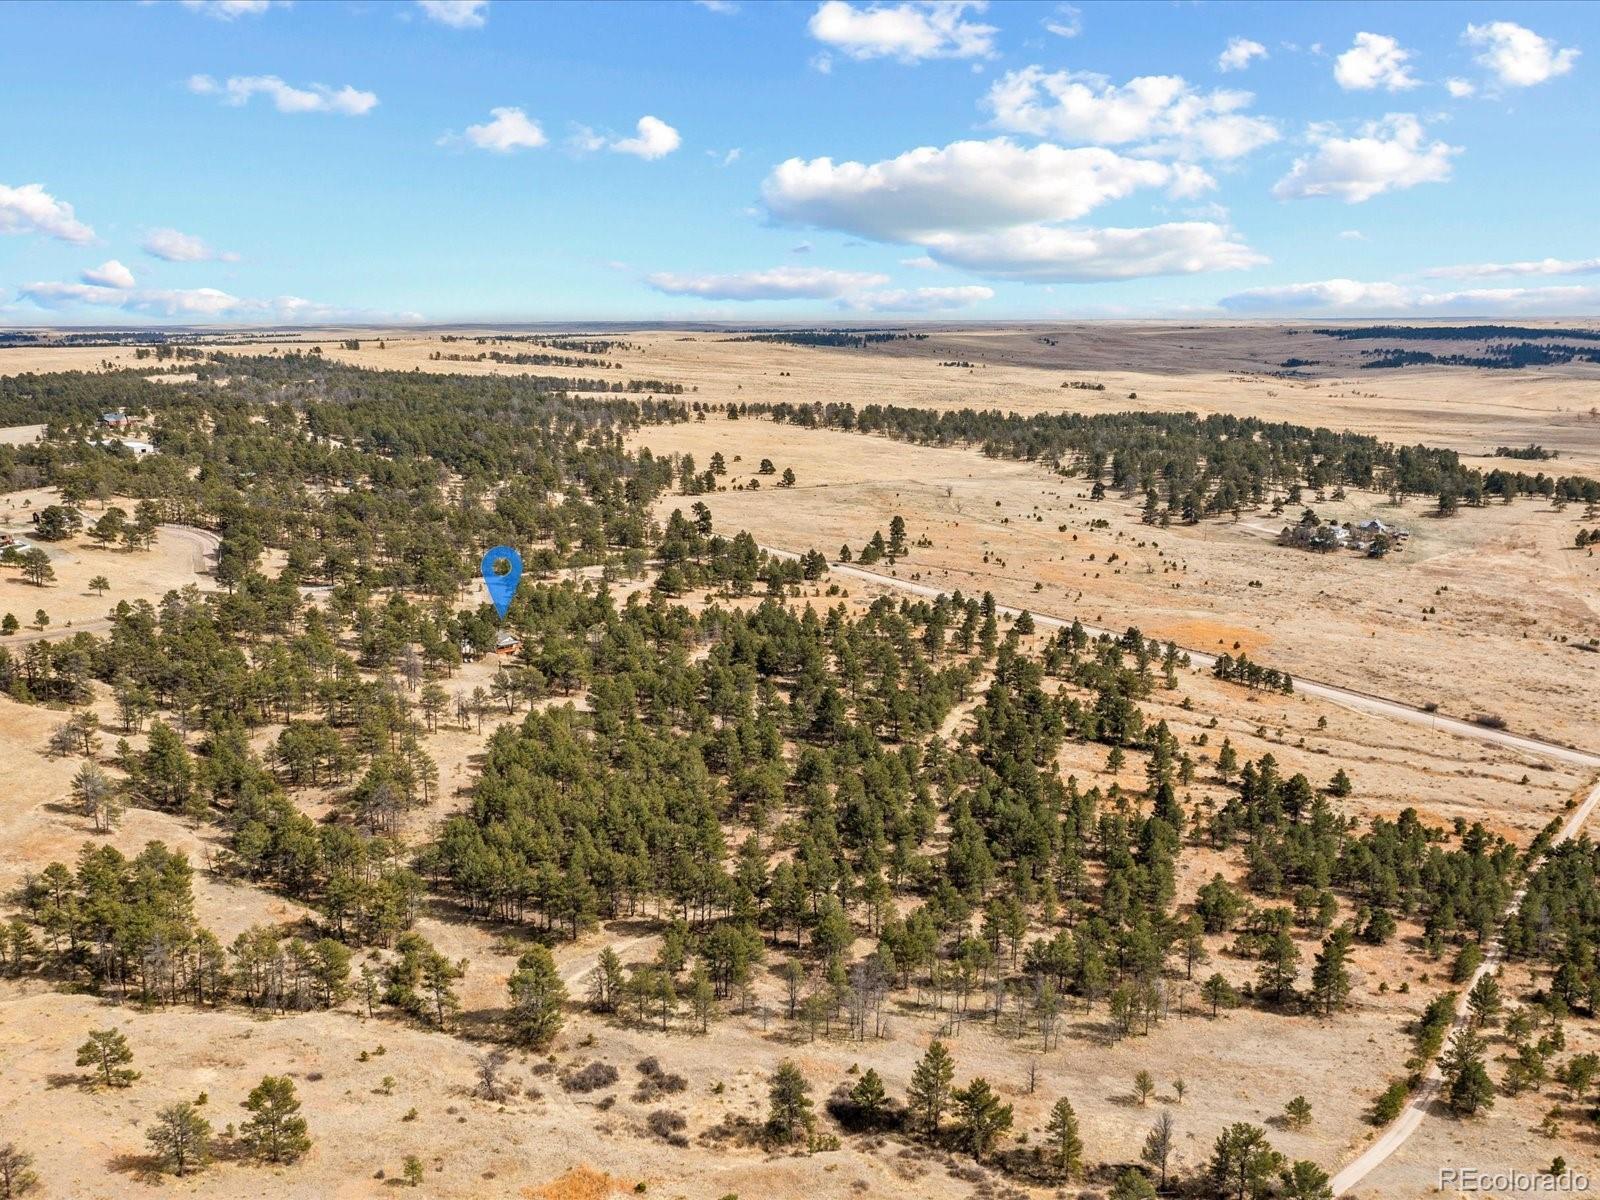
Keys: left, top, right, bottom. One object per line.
{"left": 1328, "top": 774, "right": 1600, "bottom": 1195}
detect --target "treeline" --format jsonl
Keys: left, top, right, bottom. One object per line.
{"left": 748, "top": 401, "right": 1600, "bottom": 508}
{"left": 750, "top": 399, "right": 1600, "bottom": 510}
{"left": 429, "top": 351, "right": 620, "bottom": 369}
{"left": 1314, "top": 325, "right": 1600, "bottom": 343}
{"left": 729, "top": 331, "right": 926, "bottom": 349}
{"left": 1211, "top": 653, "right": 1293, "bottom": 694}
{"left": 1361, "top": 344, "right": 1600, "bottom": 370}
{"left": 440, "top": 335, "right": 639, "bottom": 355}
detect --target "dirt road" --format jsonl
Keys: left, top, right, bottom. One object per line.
{"left": 1, "top": 524, "right": 219, "bottom": 646}
{"left": 1329, "top": 775, "right": 1600, "bottom": 1195}
{"left": 770, "top": 550, "right": 1600, "bottom": 771}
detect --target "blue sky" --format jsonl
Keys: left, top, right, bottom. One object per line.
{"left": 1, "top": 0, "right": 1595, "bottom": 324}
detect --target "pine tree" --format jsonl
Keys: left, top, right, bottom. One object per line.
{"left": 1209, "top": 1123, "right": 1283, "bottom": 1200}
{"left": 951, "top": 1077, "right": 1012, "bottom": 1162}
{"left": 1309, "top": 928, "right": 1352, "bottom": 1016}
{"left": 1044, "top": 1096, "right": 1083, "bottom": 1179}
{"left": 1202, "top": 972, "right": 1239, "bottom": 1016}
{"left": 1467, "top": 974, "right": 1502, "bottom": 1028}
{"left": 1217, "top": 737, "right": 1239, "bottom": 781}
{"left": 767, "top": 1060, "right": 813, "bottom": 1142}
{"left": 906, "top": 1039, "right": 955, "bottom": 1135}
{"left": 1133, "top": 1069, "right": 1155, "bottom": 1105}
{"left": 1280, "top": 1159, "right": 1334, "bottom": 1200}
{"left": 1284, "top": 1095, "right": 1313, "bottom": 1130}
{"left": 76, "top": 1028, "right": 138, "bottom": 1088}
{"left": 1257, "top": 931, "right": 1301, "bottom": 1004}
{"left": 850, "top": 1068, "right": 887, "bottom": 1127}
{"left": 507, "top": 945, "right": 567, "bottom": 1048}
{"left": 146, "top": 1102, "right": 211, "bottom": 1177}
{"left": 1442, "top": 1029, "right": 1495, "bottom": 1116}
{"left": 240, "top": 1075, "right": 312, "bottom": 1163}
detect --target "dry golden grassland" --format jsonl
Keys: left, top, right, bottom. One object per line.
{"left": 0, "top": 324, "right": 1596, "bottom": 1198}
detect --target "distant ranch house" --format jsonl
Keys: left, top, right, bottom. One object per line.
{"left": 1279, "top": 513, "right": 1409, "bottom": 557}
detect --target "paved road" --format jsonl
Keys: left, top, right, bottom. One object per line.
{"left": 1329, "top": 774, "right": 1600, "bottom": 1196}
{"left": 767, "top": 549, "right": 1600, "bottom": 770}
{"left": 767, "top": 544, "right": 1600, "bottom": 1191}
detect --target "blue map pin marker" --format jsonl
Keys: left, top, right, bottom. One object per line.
{"left": 480, "top": 545, "right": 523, "bottom": 620}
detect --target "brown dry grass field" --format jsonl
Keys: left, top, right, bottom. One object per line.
{"left": 624, "top": 417, "right": 1600, "bottom": 753}
{"left": 5, "top": 322, "right": 1600, "bottom": 470}
{"left": 0, "top": 324, "right": 1596, "bottom": 1199}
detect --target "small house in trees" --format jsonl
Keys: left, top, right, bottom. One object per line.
{"left": 100, "top": 410, "right": 131, "bottom": 428}
{"left": 493, "top": 632, "right": 522, "bottom": 656}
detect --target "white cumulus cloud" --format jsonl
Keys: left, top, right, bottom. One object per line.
{"left": 1217, "top": 37, "right": 1267, "bottom": 73}
{"left": 462, "top": 107, "right": 547, "bottom": 153}
{"left": 645, "top": 266, "right": 891, "bottom": 301}
{"left": 761, "top": 137, "right": 1260, "bottom": 284}
{"left": 188, "top": 73, "right": 378, "bottom": 116}
{"left": 81, "top": 260, "right": 136, "bottom": 289}
{"left": 763, "top": 138, "right": 1179, "bottom": 239}
{"left": 141, "top": 227, "right": 236, "bottom": 262}
{"left": 1446, "top": 77, "right": 1477, "bottom": 98}
{"left": 984, "top": 67, "right": 1277, "bottom": 161}
{"left": 1465, "top": 21, "right": 1579, "bottom": 88}
{"left": 612, "top": 116, "right": 682, "bottom": 160}
{"left": 0, "top": 182, "right": 94, "bottom": 244}
{"left": 570, "top": 116, "right": 681, "bottom": 160}
{"left": 1334, "top": 32, "right": 1419, "bottom": 92}
{"left": 417, "top": 0, "right": 488, "bottom": 28}
{"left": 1272, "top": 114, "right": 1457, "bottom": 204}
{"left": 807, "top": 1, "right": 997, "bottom": 63}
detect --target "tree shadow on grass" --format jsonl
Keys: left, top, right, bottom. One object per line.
{"left": 105, "top": 1151, "right": 166, "bottom": 1185}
